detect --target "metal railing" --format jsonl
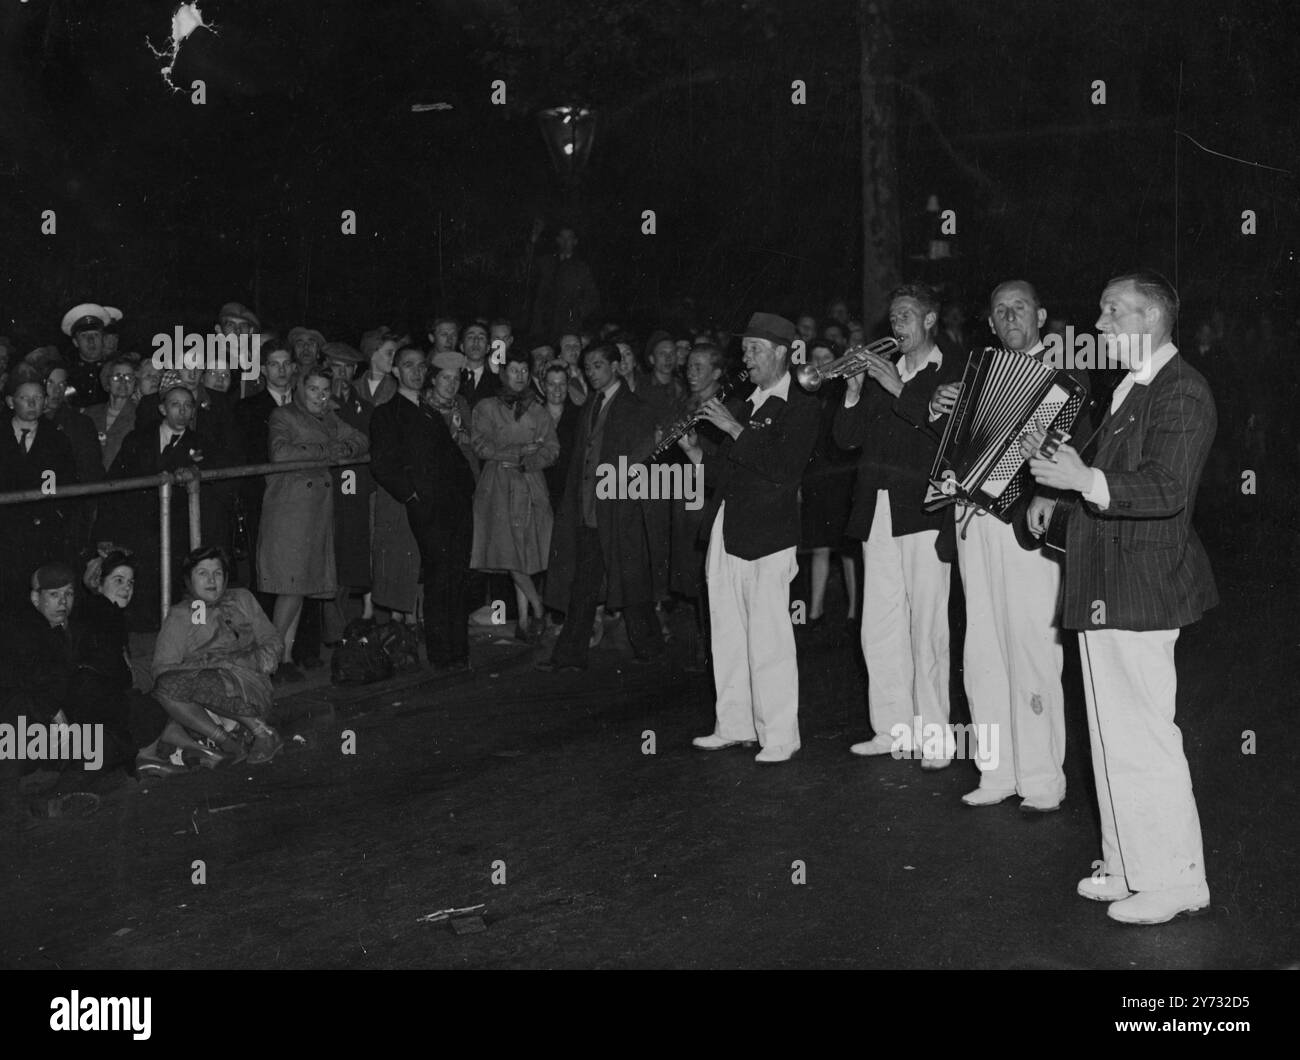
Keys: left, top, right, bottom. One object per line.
{"left": 0, "top": 456, "right": 370, "bottom": 622}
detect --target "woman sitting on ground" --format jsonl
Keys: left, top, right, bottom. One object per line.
{"left": 151, "top": 545, "right": 285, "bottom": 766}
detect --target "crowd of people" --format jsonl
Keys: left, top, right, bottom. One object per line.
{"left": 0, "top": 245, "right": 1291, "bottom": 925}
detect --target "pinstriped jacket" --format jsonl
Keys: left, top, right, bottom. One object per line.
{"left": 1061, "top": 351, "right": 1218, "bottom": 632}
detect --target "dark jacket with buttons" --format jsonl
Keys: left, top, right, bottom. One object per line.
{"left": 699, "top": 376, "right": 821, "bottom": 560}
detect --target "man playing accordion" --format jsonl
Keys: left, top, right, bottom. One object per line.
{"left": 929, "top": 280, "right": 1090, "bottom": 812}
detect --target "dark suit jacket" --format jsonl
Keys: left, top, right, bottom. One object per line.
{"left": 99, "top": 423, "right": 222, "bottom": 542}
{"left": 0, "top": 421, "right": 80, "bottom": 604}
{"left": 0, "top": 605, "right": 74, "bottom": 724}
{"left": 460, "top": 365, "right": 500, "bottom": 410}
{"left": 700, "top": 376, "right": 820, "bottom": 560}
{"left": 235, "top": 389, "right": 287, "bottom": 466}
{"left": 369, "top": 391, "right": 476, "bottom": 534}
{"left": 1060, "top": 352, "right": 1218, "bottom": 632}
{"left": 51, "top": 405, "right": 106, "bottom": 485}
{"left": 833, "top": 353, "right": 961, "bottom": 539}
{"left": 530, "top": 254, "right": 600, "bottom": 339}
{"left": 545, "top": 383, "right": 657, "bottom": 611}
{"left": 233, "top": 388, "right": 289, "bottom": 514}
{"left": 543, "top": 399, "right": 582, "bottom": 509}
{"left": 65, "top": 356, "right": 107, "bottom": 409}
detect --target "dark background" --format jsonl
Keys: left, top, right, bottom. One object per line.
{"left": 0, "top": 0, "right": 1295, "bottom": 347}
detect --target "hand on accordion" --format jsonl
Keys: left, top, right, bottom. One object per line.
{"left": 1026, "top": 435, "right": 1091, "bottom": 493}
{"left": 930, "top": 382, "right": 963, "bottom": 417}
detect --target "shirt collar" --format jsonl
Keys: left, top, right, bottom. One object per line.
{"left": 600, "top": 378, "right": 622, "bottom": 401}
{"left": 896, "top": 346, "right": 942, "bottom": 383}
{"left": 750, "top": 370, "right": 792, "bottom": 412}
{"left": 1129, "top": 341, "right": 1179, "bottom": 386}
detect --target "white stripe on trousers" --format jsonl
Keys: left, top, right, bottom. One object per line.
{"left": 706, "top": 503, "right": 801, "bottom": 749}
{"left": 1079, "top": 627, "right": 1207, "bottom": 891}
{"left": 955, "top": 509, "right": 1067, "bottom": 801}
{"left": 860, "top": 491, "right": 950, "bottom": 745}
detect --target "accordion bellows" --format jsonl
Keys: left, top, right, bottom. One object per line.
{"left": 925, "top": 346, "right": 1087, "bottom": 521}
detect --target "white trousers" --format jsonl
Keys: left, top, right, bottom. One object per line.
{"left": 706, "top": 503, "right": 800, "bottom": 749}
{"left": 861, "top": 491, "right": 950, "bottom": 745}
{"left": 955, "top": 510, "right": 1066, "bottom": 801}
{"left": 1079, "top": 628, "right": 1207, "bottom": 892}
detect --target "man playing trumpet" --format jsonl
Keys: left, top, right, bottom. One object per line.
{"left": 834, "top": 284, "right": 962, "bottom": 767}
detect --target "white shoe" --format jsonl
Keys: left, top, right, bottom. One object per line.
{"left": 755, "top": 743, "right": 798, "bottom": 764}
{"left": 920, "top": 757, "right": 951, "bottom": 771}
{"left": 692, "top": 734, "right": 755, "bottom": 751}
{"left": 1077, "top": 873, "right": 1133, "bottom": 902}
{"left": 849, "top": 735, "right": 895, "bottom": 756}
{"left": 1106, "top": 883, "right": 1210, "bottom": 924}
{"left": 1020, "top": 795, "right": 1063, "bottom": 813}
{"left": 961, "top": 787, "right": 1015, "bottom": 807}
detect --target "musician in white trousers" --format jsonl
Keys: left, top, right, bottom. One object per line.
{"left": 1026, "top": 271, "right": 1216, "bottom": 924}
{"left": 930, "top": 280, "right": 1084, "bottom": 811}
{"left": 685, "top": 313, "right": 820, "bottom": 764}
{"left": 835, "top": 284, "right": 962, "bottom": 767}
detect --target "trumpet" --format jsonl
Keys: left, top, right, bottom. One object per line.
{"left": 649, "top": 370, "right": 749, "bottom": 459}
{"left": 794, "top": 336, "right": 901, "bottom": 391}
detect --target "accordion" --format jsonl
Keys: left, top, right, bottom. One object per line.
{"left": 925, "top": 346, "right": 1087, "bottom": 520}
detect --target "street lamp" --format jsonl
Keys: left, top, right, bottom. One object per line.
{"left": 537, "top": 106, "right": 596, "bottom": 185}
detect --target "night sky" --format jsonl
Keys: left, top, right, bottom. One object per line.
{"left": 0, "top": 0, "right": 1295, "bottom": 350}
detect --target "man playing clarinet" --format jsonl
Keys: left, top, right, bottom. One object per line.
{"left": 684, "top": 313, "right": 819, "bottom": 764}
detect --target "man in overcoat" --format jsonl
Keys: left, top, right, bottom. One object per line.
{"left": 539, "top": 343, "right": 661, "bottom": 671}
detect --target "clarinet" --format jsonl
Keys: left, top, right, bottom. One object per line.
{"left": 649, "top": 369, "right": 750, "bottom": 460}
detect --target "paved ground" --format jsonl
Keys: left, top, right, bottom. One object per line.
{"left": 1, "top": 507, "right": 1296, "bottom": 970}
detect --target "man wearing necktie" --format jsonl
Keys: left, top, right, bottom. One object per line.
{"left": 0, "top": 371, "right": 79, "bottom": 615}
{"left": 370, "top": 347, "right": 478, "bottom": 671}
{"left": 458, "top": 323, "right": 499, "bottom": 410}
{"left": 540, "top": 343, "right": 660, "bottom": 672}
{"left": 683, "top": 313, "right": 820, "bottom": 764}
{"left": 1026, "top": 271, "right": 1217, "bottom": 925}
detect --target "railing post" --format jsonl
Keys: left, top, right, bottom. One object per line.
{"left": 187, "top": 476, "right": 202, "bottom": 550}
{"left": 160, "top": 478, "right": 172, "bottom": 625}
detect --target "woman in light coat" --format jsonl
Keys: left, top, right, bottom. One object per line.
{"left": 470, "top": 349, "right": 558, "bottom": 642}
{"left": 256, "top": 366, "right": 369, "bottom": 677}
